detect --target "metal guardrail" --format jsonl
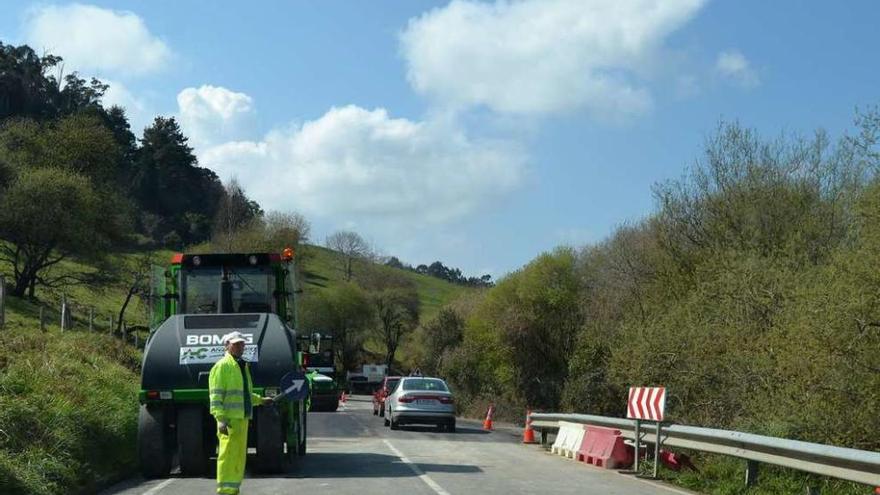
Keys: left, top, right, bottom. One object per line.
{"left": 529, "top": 413, "right": 880, "bottom": 486}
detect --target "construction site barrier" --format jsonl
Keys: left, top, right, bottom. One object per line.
{"left": 576, "top": 425, "right": 633, "bottom": 469}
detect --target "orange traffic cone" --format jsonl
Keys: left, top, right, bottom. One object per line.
{"left": 482, "top": 403, "right": 495, "bottom": 431}
{"left": 522, "top": 409, "right": 537, "bottom": 444}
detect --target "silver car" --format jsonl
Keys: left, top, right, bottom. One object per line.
{"left": 384, "top": 377, "right": 456, "bottom": 432}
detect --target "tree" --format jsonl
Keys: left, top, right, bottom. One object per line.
{"left": 0, "top": 168, "right": 106, "bottom": 297}
{"left": 325, "top": 230, "right": 372, "bottom": 281}
{"left": 213, "top": 178, "right": 263, "bottom": 251}
{"left": 421, "top": 307, "right": 464, "bottom": 374}
{"left": 115, "top": 252, "right": 161, "bottom": 335}
{"left": 300, "top": 283, "right": 375, "bottom": 373}
{"left": 372, "top": 288, "right": 420, "bottom": 369}
{"left": 132, "top": 117, "right": 224, "bottom": 244}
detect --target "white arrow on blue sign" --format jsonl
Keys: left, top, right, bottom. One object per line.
{"left": 274, "top": 370, "right": 310, "bottom": 402}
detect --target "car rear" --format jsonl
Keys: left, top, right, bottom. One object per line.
{"left": 388, "top": 377, "right": 455, "bottom": 431}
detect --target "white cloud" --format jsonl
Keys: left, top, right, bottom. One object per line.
{"left": 715, "top": 50, "right": 760, "bottom": 88}
{"left": 198, "top": 104, "right": 526, "bottom": 224}
{"left": 400, "top": 0, "right": 706, "bottom": 119}
{"left": 24, "top": 4, "right": 170, "bottom": 76}
{"left": 177, "top": 85, "right": 254, "bottom": 147}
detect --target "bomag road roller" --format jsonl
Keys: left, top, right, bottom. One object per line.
{"left": 137, "top": 251, "right": 307, "bottom": 477}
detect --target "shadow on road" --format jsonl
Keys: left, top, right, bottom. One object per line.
{"left": 397, "top": 425, "right": 490, "bottom": 435}
{"left": 257, "top": 452, "right": 482, "bottom": 479}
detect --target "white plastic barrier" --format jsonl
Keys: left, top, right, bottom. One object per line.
{"left": 551, "top": 421, "right": 585, "bottom": 459}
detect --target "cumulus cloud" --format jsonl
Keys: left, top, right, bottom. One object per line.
{"left": 198, "top": 104, "right": 526, "bottom": 224}
{"left": 715, "top": 50, "right": 760, "bottom": 88}
{"left": 400, "top": 0, "right": 706, "bottom": 119}
{"left": 23, "top": 4, "right": 170, "bottom": 76}
{"left": 177, "top": 85, "right": 254, "bottom": 147}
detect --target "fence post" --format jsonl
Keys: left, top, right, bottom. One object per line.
{"left": 89, "top": 307, "right": 94, "bottom": 332}
{"left": 60, "top": 294, "right": 67, "bottom": 332}
{"left": 0, "top": 275, "right": 6, "bottom": 329}
{"left": 39, "top": 306, "right": 45, "bottom": 331}
{"left": 745, "top": 460, "right": 759, "bottom": 487}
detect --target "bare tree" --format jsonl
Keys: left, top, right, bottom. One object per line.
{"left": 325, "top": 230, "right": 372, "bottom": 281}
{"left": 372, "top": 288, "right": 420, "bottom": 369}
{"left": 213, "top": 177, "right": 262, "bottom": 252}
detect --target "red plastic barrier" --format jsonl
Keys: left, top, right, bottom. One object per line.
{"left": 575, "top": 425, "right": 633, "bottom": 469}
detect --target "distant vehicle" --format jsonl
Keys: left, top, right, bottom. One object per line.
{"left": 346, "top": 363, "right": 388, "bottom": 393}
{"left": 383, "top": 377, "right": 455, "bottom": 432}
{"left": 299, "top": 332, "right": 339, "bottom": 411}
{"left": 372, "top": 376, "right": 401, "bottom": 417}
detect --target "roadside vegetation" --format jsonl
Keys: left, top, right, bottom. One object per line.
{"left": 418, "top": 110, "right": 880, "bottom": 494}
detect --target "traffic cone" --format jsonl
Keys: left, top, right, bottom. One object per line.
{"left": 482, "top": 403, "right": 495, "bottom": 431}
{"left": 522, "top": 409, "right": 536, "bottom": 444}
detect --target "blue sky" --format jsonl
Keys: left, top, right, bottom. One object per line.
{"left": 2, "top": 1, "right": 878, "bottom": 278}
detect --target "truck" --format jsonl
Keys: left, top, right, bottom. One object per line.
{"left": 346, "top": 363, "right": 388, "bottom": 394}
{"left": 137, "top": 251, "right": 307, "bottom": 477}
{"left": 299, "top": 332, "right": 340, "bottom": 411}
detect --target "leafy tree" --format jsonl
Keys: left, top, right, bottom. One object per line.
{"left": 325, "top": 230, "right": 372, "bottom": 281}
{"left": 132, "top": 117, "right": 224, "bottom": 244}
{"left": 0, "top": 168, "right": 106, "bottom": 297}
{"left": 300, "top": 283, "right": 375, "bottom": 373}
{"left": 0, "top": 42, "right": 110, "bottom": 121}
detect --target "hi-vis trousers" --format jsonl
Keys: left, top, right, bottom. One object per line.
{"left": 217, "top": 418, "right": 249, "bottom": 494}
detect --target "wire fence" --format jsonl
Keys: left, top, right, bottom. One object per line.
{"left": 0, "top": 274, "right": 150, "bottom": 349}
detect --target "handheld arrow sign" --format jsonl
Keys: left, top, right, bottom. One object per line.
{"left": 273, "top": 370, "right": 310, "bottom": 402}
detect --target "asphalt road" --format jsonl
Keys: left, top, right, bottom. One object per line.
{"left": 103, "top": 396, "right": 695, "bottom": 495}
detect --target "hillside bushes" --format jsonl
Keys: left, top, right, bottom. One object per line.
{"left": 429, "top": 110, "right": 880, "bottom": 458}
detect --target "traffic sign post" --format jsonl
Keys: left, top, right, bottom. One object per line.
{"left": 627, "top": 387, "right": 666, "bottom": 478}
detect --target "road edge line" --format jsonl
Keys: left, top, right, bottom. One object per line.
{"left": 140, "top": 478, "right": 175, "bottom": 495}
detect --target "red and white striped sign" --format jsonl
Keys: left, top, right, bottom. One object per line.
{"left": 627, "top": 387, "right": 666, "bottom": 421}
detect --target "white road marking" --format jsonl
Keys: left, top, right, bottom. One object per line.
{"left": 383, "top": 439, "right": 451, "bottom": 495}
{"left": 140, "top": 478, "right": 175, "bottom": 495}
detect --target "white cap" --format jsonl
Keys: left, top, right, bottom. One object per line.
{"left": 223, "top": 331, "right": 247, "bottom": 345}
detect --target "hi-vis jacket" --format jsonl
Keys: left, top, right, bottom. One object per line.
{"left": 209, "top": 353, "right": 263, "bottom": 421}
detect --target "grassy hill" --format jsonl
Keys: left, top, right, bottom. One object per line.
{"left": 299, "top": 244, "right": 469, "bottom": 323}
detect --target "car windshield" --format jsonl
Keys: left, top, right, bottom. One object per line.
{"left": 402, "top": 378, "right": 448, "bottom": 392}
{"left": 181, "top": 265, "right": 275, "bottom": 314}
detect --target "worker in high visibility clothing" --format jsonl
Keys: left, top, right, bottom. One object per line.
{"left": 209, "top": 331, "right": 273, "bottom": 495}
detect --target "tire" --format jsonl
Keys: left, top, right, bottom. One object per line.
{"left": 448, "top": 420, "right": 456, "bottom": 433}
{"left": 255, "top": 405, "right": 284, "bottom": 473}
{"left": 138, "top": 404, "right": 172, "bottom": 478}
{"left": 297, "top": 402, "right": 307, "bottom": 456}
{"left": 390, "top": 412, "right": 399, "bottom": 430}
{"left": 177, "top": 406, "right": 210, "bottom": 476}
